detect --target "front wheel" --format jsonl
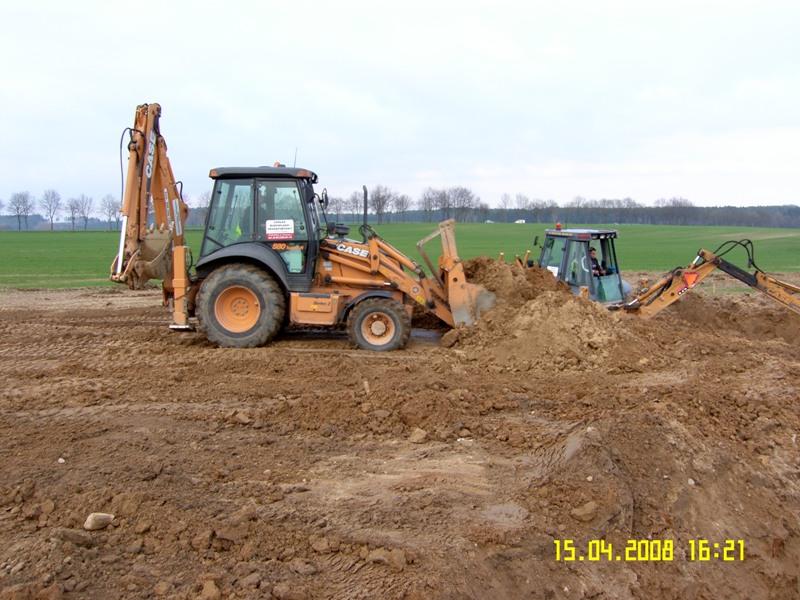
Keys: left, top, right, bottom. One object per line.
{"left": 196, "top": 264, "right": 285, "bottom": 348}
{"left": 347, "top": 298, "right": 411, "bottom": 351}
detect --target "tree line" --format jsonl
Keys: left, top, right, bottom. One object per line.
{"left": 0, "top": 190, "right": 121, "bottom": 231}
{"left": 3, "top": 187, "right": 799, "bottom": 230}
{"left": 326, "top": 188, "right": 800, "bottom": 228}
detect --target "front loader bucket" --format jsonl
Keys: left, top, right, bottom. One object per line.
{"left": 417, "top": 219, "right": 496, "bottom": 327}
{"left": 447, "top": 263, "right": 496, "bottom": 326}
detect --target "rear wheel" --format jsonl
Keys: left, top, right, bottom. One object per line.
{"left": 347, "top": 298, "right": 411, "bottom": 351}
{"left": 196, "top": 264, "right": 285, "bottom": 348}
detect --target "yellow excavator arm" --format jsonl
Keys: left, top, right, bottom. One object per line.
{"left": 621, "top": 244, "right": 800, "bottom": 318}
{"left": 110, "top": 103, "right": 192, "bottom": 329}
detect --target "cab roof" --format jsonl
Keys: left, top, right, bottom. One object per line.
{"left": 545, "top": 228, "right": 618, "bottom": 239}
{"left": 209, "top": 167, "right": 318, "bottom": 183}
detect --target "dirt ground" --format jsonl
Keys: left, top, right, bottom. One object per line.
{"left": 2, "top": 263, "right": 800, "bottom": 599}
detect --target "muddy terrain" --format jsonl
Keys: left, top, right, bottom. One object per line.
{"left": 1, "top": 263, "right": 800, "bottom": 599}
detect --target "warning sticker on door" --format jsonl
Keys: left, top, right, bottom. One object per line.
{"left": 265, "top": 219, "right": 294, "bottom": 240}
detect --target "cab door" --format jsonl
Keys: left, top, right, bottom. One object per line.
{"left": 254, "top": 180, "right": 311, "bottom": 275}
{"left": 564, "top": 240, "right": 592, "bottom": 291}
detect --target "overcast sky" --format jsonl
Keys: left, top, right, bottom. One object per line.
{"left": 1, "top": 0, "right": 798, "bottom": 208}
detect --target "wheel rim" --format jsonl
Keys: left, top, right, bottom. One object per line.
{"left": 214, "top": 286, "right": 261, "bottom": 333}
{"left": 360, "top": 311, "right": 396, "bottom": 346}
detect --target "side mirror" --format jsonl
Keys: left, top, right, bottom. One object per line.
{"left": 533, "top": 236, "right": 539, "bottom": 247}
{"left": 320, "top": 188, "right": 329, "bottom": 210}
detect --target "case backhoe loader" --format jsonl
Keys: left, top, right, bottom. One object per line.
{"left": 522, "top": 227, "right": 800, "bottom": 318}
{"left": 111, "top": 103, "right": 494, "bottom": 350}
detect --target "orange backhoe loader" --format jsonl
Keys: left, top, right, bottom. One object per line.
{"left": 618, "top": 241, "right": 800, "bottom": 317}
{"left": 111, "top": 103, "right": 494, "bottom": 350}
{"left": 522, "top": 227, "right": 800, "bottom": 319}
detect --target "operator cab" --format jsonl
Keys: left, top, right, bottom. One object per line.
{"left": 537, "top": 228, "right": 631, "bottom": 303}
{"left": 197, "top": 166, "right": 337, "bottom": 292}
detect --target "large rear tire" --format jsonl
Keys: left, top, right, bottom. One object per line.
{"left": 196, "top": 264, "right": 285, "bottom": 348}
{"left": 347, "top": 298, "right": 411, "bottom": 351}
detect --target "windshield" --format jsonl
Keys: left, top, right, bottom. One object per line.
{"left": 200, "top": 178, "right": 253, "bottom": 256}
{"left": 540, "top": 236, "right": 567, "bottom": 276}
{"left": 595, "top": 275, "right": 623, "bottom": 302}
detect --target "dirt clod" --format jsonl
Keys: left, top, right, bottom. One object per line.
{"left": 199, "top": 579, "right": 221, "bottom": 600}
{"left": 83, "top": 513, "right": 114, "bottom": 531}
{"left": 570, "top": 501, "right": 598, "bottom": 522}
{"left": 408, "top": 427, "right": 428, "bottom": 444}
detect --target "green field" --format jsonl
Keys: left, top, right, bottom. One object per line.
{"left": 1, "top": 224, "right": 798, "bottom": 288}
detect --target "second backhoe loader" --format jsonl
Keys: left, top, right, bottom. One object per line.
{"left": 523, "top": 226, "right": 800, "bottom": 320}
{"left": 619, "top": 240, "right": 800, "bottom": 318}
{"left": 111, "top": 103, "right": 494, "bottom": 350}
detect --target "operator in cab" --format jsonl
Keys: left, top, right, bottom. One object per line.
{"left": 590, "top": 247, "right": 606, "bottom": 276}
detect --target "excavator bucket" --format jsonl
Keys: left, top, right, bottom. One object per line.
{"left": 416, "top": 220, "right": 495, "bottom": 326}
{"left": 112, "top": 230, "right": 173, "bottom": 290}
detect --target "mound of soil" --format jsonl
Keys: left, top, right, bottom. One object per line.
{"left": 663, "top": 291, "right": 800, "bottom": 344}
{"left": 463, "top": 257, "right": 566, "bottom": 307}
{"left": 459, "top": 259, "right": 640, "bottom": 371}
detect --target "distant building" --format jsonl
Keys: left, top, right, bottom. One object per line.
{"left": 514, "top": 219, "right": 526, "bottom": 224}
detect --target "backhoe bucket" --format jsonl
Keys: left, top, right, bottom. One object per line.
{"left": 113, "top": 230, "right": 173, "bottom": 290}
{"left": 417, "top": 220, "right": 495, "bottom": 327}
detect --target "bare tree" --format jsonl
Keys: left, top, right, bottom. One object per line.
{"left": 568, "top": 196, "right": 587, "bottom": 208}
{"left": 515, "top": 193, "right": 531, "bottom": 211}
{"left": 368, "top": 185, "right": 394, "bottom": 224}
{"left": 417, "top": 188, "right": 437, "bottom": 222}
{"left": 449, "top": 187, "right": 477, "bottom": 222}
{"left": 9, "top": 191, "right": 34, "bottom": 231}
{"left": 433, "top": 188, "right": 451, "bottom": 219}
{"left": 67, "top": 198, "right": 81, "bottom": 231}
{"left": 347, "top": 191, "right": 363, "bottom": 223}
{"left": 498, "top": 193, "right": 513, "bottom": 222}
{"left": 328, "top": 196, "right": 344, "bottom": 222}
{"left": 39, "top": 189, "right": 62, "bottom": 231}
{"left": 196, "top": 190, "right": 212, "bottom": 208}
{"left": 477, "top": 202, "right": 490, "bottom": 222}
{"left": 392, "top": 194, "right": 411, "bottom": 222}
{"left": 100, "top": 194, "right": 120, "bottom": 230}
{"left": 77, "top": 195, "right": 93, "bottom": 230}
{"left": 0, "top": 199, "right": 4, "bottom": 214}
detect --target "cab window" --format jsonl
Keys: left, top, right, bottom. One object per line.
{"left": 255, "top": 181, "right": 308, "bottom": 242}
{"left": 594, "top": 239, "right": 623, "bottom": 302}
{"left": 540, "top": 236, "right": 567, "bottom": 276}
{"left": 200, "top": 179, "right": 253, "bottom": 257}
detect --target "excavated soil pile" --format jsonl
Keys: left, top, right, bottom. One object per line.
{"left": 2, "top": 287, "right": 800, "bottom": 599}
{"left": 464, "top": 257, "right": 566, "bottom": 307}
{"left": 459, "top": 259, "right": 646, "bottom": 371}
{"left": 664, "top": 291, "right": 800, "bottom": 344}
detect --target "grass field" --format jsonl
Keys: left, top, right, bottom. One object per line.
{"left": 1, "top": 223, "right": 799, "bottom": 288}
